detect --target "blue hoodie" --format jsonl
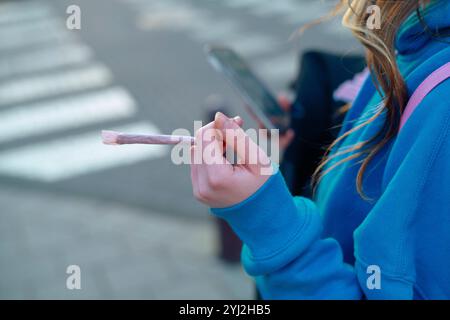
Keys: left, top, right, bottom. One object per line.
{"left": 211, "top": 1, "right": 450, "bottom": 299}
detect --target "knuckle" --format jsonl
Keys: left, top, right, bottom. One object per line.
{"left": 207, "top": 174, "right": 223, "bottom": 189}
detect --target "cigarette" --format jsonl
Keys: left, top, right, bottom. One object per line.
{"left": 102, "top": 130, "right": 195, "bottom": 145}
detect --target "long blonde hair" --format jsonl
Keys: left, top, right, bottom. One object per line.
{"left": 312, "top": 0, "right": 432, "bottom": 198}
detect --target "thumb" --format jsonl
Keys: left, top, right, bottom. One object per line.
{"left": 214, "top": 112, "right": 271, "bottom": 169}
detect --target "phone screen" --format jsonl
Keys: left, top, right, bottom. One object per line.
{"left": 206, "top": 46, "right": 290, "bottom": 133}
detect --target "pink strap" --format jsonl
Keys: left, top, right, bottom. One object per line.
{"left": 399, "top": 62, "right": 450, "bottom": 131}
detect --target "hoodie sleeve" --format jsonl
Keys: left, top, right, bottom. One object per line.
{"left": 211, "top": 170, "right": 363, "bottom": 299}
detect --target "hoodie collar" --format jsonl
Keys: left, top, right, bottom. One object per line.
{"left": 396, "top": 0, "right": 450, "bottom": 55}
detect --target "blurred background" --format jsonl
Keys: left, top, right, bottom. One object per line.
{"left": 0, "top": 0, "right": 361, "bottom": 299}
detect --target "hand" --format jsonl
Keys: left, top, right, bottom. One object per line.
{"left": 190, "top": 112, "right": 273, "bottom": 208}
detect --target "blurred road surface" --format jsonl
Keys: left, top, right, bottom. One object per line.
{"left": 0, "top": 183, "right": 254, "bottom": 299}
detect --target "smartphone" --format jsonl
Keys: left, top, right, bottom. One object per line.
{"left": 205, "top": 45, "right": 290, "bottom": 133}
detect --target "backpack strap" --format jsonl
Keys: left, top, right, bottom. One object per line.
{"left": 399, "top": 62, "right": 450, "bottom": 131}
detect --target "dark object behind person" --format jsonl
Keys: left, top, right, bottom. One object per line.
{"left": 281, "top": 50, "right": 366, "bottom": 197}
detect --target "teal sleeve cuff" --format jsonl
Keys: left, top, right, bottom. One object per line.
{"left": 211, "top": 170, "right": 315, "bottom": 260}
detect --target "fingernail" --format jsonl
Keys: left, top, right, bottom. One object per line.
{"left": 233, "top": 116, "right": 242, "bottom": 123}
{"left": 215, "top": 111, "right": 226, "bottom": 123}
{"left": 215, "top": 111, "right": 225, "bottom": 120}
{"left": 215, "top": 112, "right": 230, "bottom": 129}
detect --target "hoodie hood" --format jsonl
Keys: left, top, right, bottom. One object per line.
{"left": 396, "top": 0, "right": 450, "bottom": 55}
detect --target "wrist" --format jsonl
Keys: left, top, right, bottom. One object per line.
{"left": 211, "top": 170, "right": 309, "bottom": 259}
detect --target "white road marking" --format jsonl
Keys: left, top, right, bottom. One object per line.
{"left": 136, "top": 1, "right": 208, "bottom": 31}
{"left": 0, "top": 64, "right": 113, "bottom": 107}
{"left": 0, "top": 30, "right": 74, "bottom": 52}
{"left": 0, "top": 16, "right": 61, "bottom": 35}
{"left": 249, "top": 0, "right": 300, "bottom": 16}
{"left": 224, "top": 34, "right": 280, "bottom": 57}
{"left": 190, "top": 20, "right": 241, "bottom": 42}
{"left": 0, "top": 43, "right": 93, "bottom": 79}
{"left": 137, "top": 8, "right": 200, "bottom": 31}
{"left": 0, "top": 122, "right": 168, "bottom": 182}
{"left": 222, "top": 0, "right": 331, "bottom": 26}
{"left": 122, "top": 0, "right": 177, "bottom": 8}
{"left": 134, "top": 0, "right": 279, "bottom": 57}
{"left": 255, "top": 52, "right": 297, "bottom": 86}
{"left": 0, "top": 3, "right": 53, "bottom": 25}
{"left": 0, "top": 18, "right": 74, "bottom": 51}
{"left": 0, "top": 0, "right": 46, "bottom": 10}
{"left": 0, "top": 87, "right": 136, "bottom": 143}
{"left": 222, "top": 0, "right": 260, "bottom": 9}
{"left": 284, "top": 2, "right": 334, "bottom": 25}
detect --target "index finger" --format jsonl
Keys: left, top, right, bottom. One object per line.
{"left": 214, "top": 112, "right": 271, "bottom": 171}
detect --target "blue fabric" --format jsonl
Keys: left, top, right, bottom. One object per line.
{"left": 211, "top": 1, "right": 450, "bottom": 299}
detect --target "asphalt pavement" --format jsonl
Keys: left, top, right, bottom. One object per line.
{"left": 0, "top": 182, "right": 254, "bottom": 299}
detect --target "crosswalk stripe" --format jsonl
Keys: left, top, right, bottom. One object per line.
{"left": 255, "top": 52, "right": 297, "bottom": 86}
{"left": 284, "top": 2, "right": 334, "bottom": 25}
{"left": 0, "top": 0, "right": 46, "bottom": 10}
{"left": 0, "top": 1, "right": 167, "bottom": 183}
{"left": 222, "top": 0, "right": 260, "bottom": 9}
{"left": 0, "top": 122, "right": 168, "bottom": 182}
{"left": 0, "top": 16, "right": 61, "bottom": 36}
{"left": 0, "top": 87, "right": 136, "bottom": 144}
{"left": 0, "top": 18, "right": 74, "bottom": 51}
{"left": 0, "top": 3, "right": 52, "bottom": 25}
{"left": 0, "top": 43, "right": 93, "bottom": 79}
{"left": 221, "top": 0, "right": 331, "bottom": 26}
{"left": 190, "top": 20, "right": 241, "bottom": 42}
{"left": 249, "top": 0, "right": 300, "bottom": 16}
{"left": 137, "top": 8, "right": 199, "bottom": 31}
{"left": 133, "top": 0, "right": 181, "bottom": 11}
{"left": 222, "top": 34, "right": 280, "bottom": 57}
{"left": 0, "top": 64, "right": 113, "bottom": 107}
{"left": 136, "top": 1, "right": 206, "bottom": 31}
{"left": 0, "top": 29, "right": 74, "bottom": 52}
{"left": 133, "top": 0, "right": 281, "bottom": 58}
